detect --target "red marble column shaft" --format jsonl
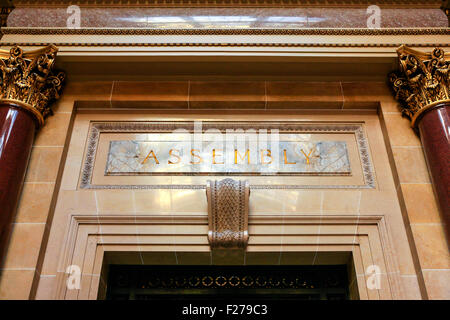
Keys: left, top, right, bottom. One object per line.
{"left": 0, "top": 102, "right": 36, "bottom": 264}
{"left": 416, "top": 102, "right": 450, "bottom": 242}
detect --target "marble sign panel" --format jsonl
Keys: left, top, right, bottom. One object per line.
{"left": 80, "top": 121, "right": 376, "bottom": 189}
{"left": 105, "top": 136, "right": 351, "bottom": 176}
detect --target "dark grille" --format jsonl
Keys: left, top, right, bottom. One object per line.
{"left": 106, "top": 265, "right": 349, "bottom": 300}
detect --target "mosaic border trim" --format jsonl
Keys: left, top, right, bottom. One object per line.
{"left": 3, "top": 42, "right": 449, "bottom": 48}
{"left": 13, "top": 0, "right": 443, "bottom": 8}
{"left": 79, "top": 121, "right": 376, "bottom": 190}
{"left": 3, "top": 27, "right": 449, "bottom": 36}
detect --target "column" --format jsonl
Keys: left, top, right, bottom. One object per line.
{"left": 0, "top": 45, "right": 64, "bottom": 262}
{"left": 389, "top": 46, "right": 450, "bottom": 243}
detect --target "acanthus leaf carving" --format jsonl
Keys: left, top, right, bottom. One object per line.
{"left": 0, "top": 45, "right": 65, "bottom": 126}
{"left": 389, "top": 45, "right": 450, "bottom": 128}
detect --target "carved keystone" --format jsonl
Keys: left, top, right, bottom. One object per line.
{"left": 206, "top": 178, "right": 250, "bottom": 249}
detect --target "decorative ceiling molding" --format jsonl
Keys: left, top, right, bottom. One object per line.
{"left": 11, "top": 0, "right": 444, "bottom": 8}
{"left": 2, "top": 42, "right": 449, "bottom": 48}
{"left": 3, "top": 27, "right": 449, "bottom": 36}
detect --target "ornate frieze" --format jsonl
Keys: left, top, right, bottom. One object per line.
{"left": 0, "top": 45, "right": 65, "bottom": 126}
{"left": 207, "top": 178, "right": 249, "bottom": 249}
{"left": 3, "top": 27, "right": 449, "bottom": 36}
{"left": 389, "top": 45, "right": 450, "bottom": 128}
{"left": 11, "top": 0, "right": 444, "bottom": 8}
{"left": 3, "top": 41, "right": 449, "bottom": 49}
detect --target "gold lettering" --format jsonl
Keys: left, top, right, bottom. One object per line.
{"left": 260, "top": 149, "right": 272, "bottom": 165}
{"left": 300, "top": 147, "right": 316, "bottom": 165}
{"left": 190, "top": 149, "right": 203, "bottom": 164}
{"left": 284, "top": 149, "right": 296, "bottom": 164}
{"left": 234, "top": 149, "right": 250, "bottom": 164}
{"left": 212, "top": 149, "right": 224, "bottom": 164}
{"left": 168, "top": 149, "right": 181, "bottom": 164}
{"left": 141, "top": 150, "right": 159, "bottom": 164}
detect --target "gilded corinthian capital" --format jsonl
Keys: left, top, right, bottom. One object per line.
{"left": 389, "top": 46, "right": 450, "bottom": 128}
{"left": 0, "top": 45, "right": 65, "bottom": 127}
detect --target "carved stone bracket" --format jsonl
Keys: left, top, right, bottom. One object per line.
{"left": 206, "top": 178, "right": 250, "bottom": 250}
{"left": 388, "top": 45, "right": 450, "bottom": 128}
{"left": 0, "top": 45, "right": 65, "bottom": 127}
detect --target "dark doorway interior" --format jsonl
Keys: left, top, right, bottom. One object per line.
{"left": 106, "top": 265, "right": 349, "bottom": 300}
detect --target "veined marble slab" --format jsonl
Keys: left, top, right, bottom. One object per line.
{"left": 105, "top": 137, "right": 350, "bottom": 175}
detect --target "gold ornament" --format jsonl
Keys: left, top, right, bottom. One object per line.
{"left": 389, "top": 45, "right": 450, "bottom": 128}
{"left": 0, "top": 45, "right": 65, "bottom": 127}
